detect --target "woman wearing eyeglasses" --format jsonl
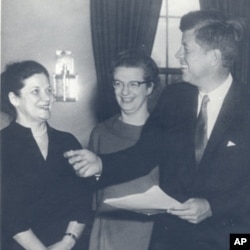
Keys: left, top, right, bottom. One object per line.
{"left": 89, "top": 50, "right": 160, "bottom": 250}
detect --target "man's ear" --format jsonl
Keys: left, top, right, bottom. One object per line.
{"left": 8, "top": 92, "right": 19, "bottom": 107}
{"left": 209, "top": 49, "right": 222, "bottom": 67}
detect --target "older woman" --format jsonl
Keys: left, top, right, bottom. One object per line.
{"left": 1, "top": 61, "right": 93, "bottom": 250}
{"left": 89, "top": 50, "right": 160, "bottom": 250}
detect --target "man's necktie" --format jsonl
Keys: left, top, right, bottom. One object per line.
{"left": 195, "top": 95, "right": 210, "bottom": 164}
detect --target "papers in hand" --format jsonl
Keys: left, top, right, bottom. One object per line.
{"left": 104, "top": 185, "right": 182, "bottom": 215}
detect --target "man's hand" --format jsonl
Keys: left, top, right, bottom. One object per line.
{"left": 167, "top": 198, "right": 212, "bottom": 224}
{"left": 64, "top": 149, "right": 102, "bottom": 177}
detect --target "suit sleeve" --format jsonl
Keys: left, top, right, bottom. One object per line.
{"left": 99, "top": 87, "right": 172, "bottom": 187}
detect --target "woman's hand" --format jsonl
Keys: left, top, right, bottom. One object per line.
{"left": 47, "top": 235, "right": 75, "bottom": 250}
{"left": 13, "top": 229, "right": 47, "bottom": 250}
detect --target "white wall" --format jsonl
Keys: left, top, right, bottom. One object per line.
{"left": 2, "top": 0, "right": 97, "bottom": 147}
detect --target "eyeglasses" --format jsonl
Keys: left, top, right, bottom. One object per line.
{"left": 112, "top": 80, "right": 148, "bottom": 91}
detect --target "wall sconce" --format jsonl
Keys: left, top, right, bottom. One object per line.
{"left": 53, "top": 50, "right": 78, "bottom": 102}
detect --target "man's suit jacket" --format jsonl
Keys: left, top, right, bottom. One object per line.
{"left": 100, "top": 81, "right": 250, "bottom": 250}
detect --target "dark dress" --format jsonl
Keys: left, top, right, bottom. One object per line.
{"left": 1, "top": 122, "right": 93, "bottom": 250}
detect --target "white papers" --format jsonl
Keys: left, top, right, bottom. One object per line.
{"left": 104, "top": 185, "right": 182, "bottom": 215}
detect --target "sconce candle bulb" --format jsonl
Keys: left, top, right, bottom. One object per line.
{"left": 53, "top": 50, "right": 78, "bottom": 102}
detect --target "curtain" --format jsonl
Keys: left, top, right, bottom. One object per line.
{"left": 199, "top": 0, "right": 250, "bottom": 90}
{"left": 91, "top": 0, "right": 162, "bottom": 121}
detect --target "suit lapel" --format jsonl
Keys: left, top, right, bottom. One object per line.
{"left": 201, "top": 82, "right": 239, "bottom": 163}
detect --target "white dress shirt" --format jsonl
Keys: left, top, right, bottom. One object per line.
{"left": 197, "top": 74, "right": 233, "bottom": 139}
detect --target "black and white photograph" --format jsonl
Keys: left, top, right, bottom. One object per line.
{"left": 1, "top": 0, "right": 250, "bottom": 249}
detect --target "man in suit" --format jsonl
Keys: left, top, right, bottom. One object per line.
{"left": 65, "top": 10, "right": 250, "bottom": 250}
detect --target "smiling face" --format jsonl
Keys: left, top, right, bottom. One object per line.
{"left": 113, "top": 66, "right": 153, "bottom": 116}
{"left": 176, "top": 29, "right": 212, "bottom": 88}
{"left": 9, "top": 73, "right": 54, "bottom": 126}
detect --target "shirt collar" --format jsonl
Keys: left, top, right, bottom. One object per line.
{"left": 199, "top": 74, "right": 233, "bottom": 102}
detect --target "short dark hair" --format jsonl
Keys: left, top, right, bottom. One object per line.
{"left": 111, "top": 50, "right": 160, "bottom": 88}
{"left": 180, "top": 10, "right": 244, "bottom": 68}
{"left": 1, "top": 60, "right": 50, "bottom": 118}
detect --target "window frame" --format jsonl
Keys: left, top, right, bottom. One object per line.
{"left": 152, "top": 0, "right": 200, "bottom": 85}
